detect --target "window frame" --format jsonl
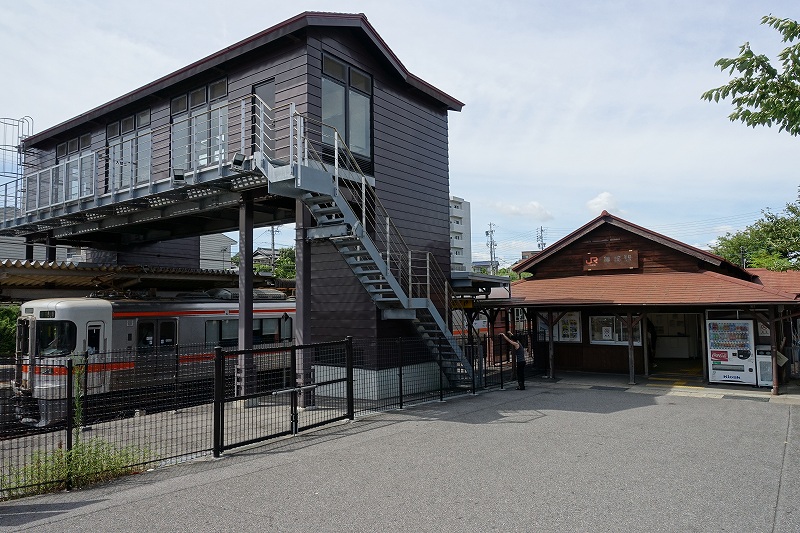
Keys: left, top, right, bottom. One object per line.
{"left": 321, "top": 54, "right": 373, "bottom": 159}
{"left": 588, "top": 315, "right": 642, "bottom": 346}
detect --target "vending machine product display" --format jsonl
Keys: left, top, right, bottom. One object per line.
{"left": 707, "top": 319, "right": 757, "bottom": 385}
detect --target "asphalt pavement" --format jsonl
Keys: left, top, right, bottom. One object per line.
{"left": 1, "top": 373, "right": 799, "bottom": 532}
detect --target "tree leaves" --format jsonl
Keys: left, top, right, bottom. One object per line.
{"left": 711, "top": 190, "right": 800, "bottom": 271}
{"left": 702, "top": 15, "right": 800, "bottom": 136}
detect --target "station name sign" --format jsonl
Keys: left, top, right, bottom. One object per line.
{"left": 583, "top": 250, "right": 638, "bottom": 271}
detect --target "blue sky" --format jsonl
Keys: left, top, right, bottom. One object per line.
{"left": 1, "top": 1, "right": 798, "bottom": 266}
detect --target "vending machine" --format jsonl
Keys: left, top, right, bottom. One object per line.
{"left": 706, "top": 319, "right": 757, "bottom": 385}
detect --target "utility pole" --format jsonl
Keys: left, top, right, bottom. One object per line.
{"left": 536, "top": 226, "right": 546, "bottom": 250}
{"left": 486, "top": 223, "right": 497, "bottom": 275}
{"left": 271, "top": 226, "right": 279, "bottom": 272}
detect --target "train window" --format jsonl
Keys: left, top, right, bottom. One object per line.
{"left": 205, "top": 321, "right": 220, "bottom": 345}
{"left": 86, "top": 324, "right": 102, "bottom": 355}
{"left": 257, "top": 318, "right": 279, "bottom": 344}
{"left": 36, "top": 321, "right": 77, "bottom": 357}
{"left": 138, "top": 322, "right": 155, "bottom": 348}
{"left": 281, "top": 316, "right": 293, "bottom": 341}
{"left": 159, "top": 321, "right": 176, "bottom": 347}
{"left": 205, "top": 319, "right": 238, "bottom": 347}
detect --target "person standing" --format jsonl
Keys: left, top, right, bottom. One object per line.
{"left": 500, "top": 331, "right": 526, "bottom": 390}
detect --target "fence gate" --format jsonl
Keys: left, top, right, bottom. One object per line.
{"left": 213, "top": 338, "right": 354, "bottom": 455}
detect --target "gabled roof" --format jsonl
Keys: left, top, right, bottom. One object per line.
{"left": 510, "top": 271, "right": 799, "bottom": 307}
{"left": 512, "top": 210, "right": 750, "bottom": 278}
{"left": 25, "top": 11, "right": 463, "bottom": 147}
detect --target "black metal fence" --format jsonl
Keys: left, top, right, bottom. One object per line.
{"left": 0, "top": 335, "right": 533, "bottom": 500}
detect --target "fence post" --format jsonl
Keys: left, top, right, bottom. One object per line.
{"left": 499, "top": 336, "right": 505, "bottom": 390}
{"left": 470, "top": 343, "right": 475, "bottom": 395}
{"left": 438, "top": 337, "right": 444, "bottom": 402}
{"left": 397, "top": 338, "right": 404, "bottom": 410}
{"left": 346, "top": 337, "right": 354, "bottom": 420}
{"left": 66, "top": 358, "right": 74, "bottom": 491}
{"left": 290, "top": 344, "right": 298, "bottom": 435}
{"left": 213, "top": 346, "right": 223, "bottom": 458}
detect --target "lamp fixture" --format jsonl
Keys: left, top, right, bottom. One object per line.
{"left": 231, "top": 152, "right": 245, "bottom": 171}
{"left": 172, "top": 168, "right": 186, "bottom": 186}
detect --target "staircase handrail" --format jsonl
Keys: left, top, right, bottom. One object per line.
{"left": 285, "top": 108, "right": 466, "bottom": 345}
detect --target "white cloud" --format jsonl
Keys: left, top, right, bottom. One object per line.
{"left": 586, "top": 192, "right": 619, "bottom": 215}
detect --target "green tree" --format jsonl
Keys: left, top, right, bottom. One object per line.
{"left": 0, "top": 305, "right": 20, "bottom": 356}
{"left": 712, "top": 193, "right": 800, "bottom": 270}
{"left": 273, "top": 247, "right": 296, "bottom": 279}
{"left": 702, "top": 15, "right": 800, "bottom": 135}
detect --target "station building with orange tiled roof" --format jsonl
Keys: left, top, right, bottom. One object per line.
{"left": 472, "top": 211, "right": 800, "bottom": 393}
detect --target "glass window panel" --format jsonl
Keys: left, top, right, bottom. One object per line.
{"left": 590, "top": 316, "right": 615, "bottom": 343}
{"left": 350, "top": 69, "right": 371, "bottom": 94}
{"left": 209, "top": 109, "right": 226, "bottom": 164}
{"left": 120, "top": 139, "right": 133, "bottom": 189}
{"left": 137, "top": 322, "right": 155, "bottom": 348}
{"left": 136, "top": 109, "right": 151, "bottom": 128}
{"left": 171, "top": 96, "right": 187, "bottom": 115}
{"left": 171, "top": 118, "right": 191, "bottom": 172}
{"left": 80, "top": 155, "right": 94, "bottom": 197}
{"left": 348, "top": 89, "right": 371, "bottom": 157}
{"left": 66, "top": 160, "right": 79, "bottom": 200}
{"left": 209, "top": 79, "right": 227, "bottom": 101}
{"left": 193, "top": 113, "right": 209, "bottom": 167}
{"left": 189, "top": 87, "right": 207, "bottom": 108}
{"left": 322, "top": 78, "right": 346, "bottom": 145}
{"left": 121, "top": 116, "right": 135, "bottom": 134}
{"left": 107, "top": 142, "right": 122, "bottom": 189}
{"left": 107, "top": 122, "right": 120, "bottom": 139}
{"left": 135, "top": 132, "right": 151, "bottom": 184}
{"left": 50, "top": 167, "right": 63, "bottom": 205}
{"left": 281, "top": 317, "right": 293, "bottom": 341}
{"left": 205, "top": 320, "right": 220, "bottom": 345}
{"left": 322, "top": 55, "right": 346, "bottom": 82}
{"left": 38, "top": 170, "right": 51, "bottom": 207}
{"left": 159, "top": 321, "right": 176, "bottom": 347}
{"left": 79, "top": 134, "right": 92, "bottom": 151}
{"left": 221, "top": 319, "right": 237, "bottom": 346}
{"left": 67, "top": 138, "right": 79, "bottom": 154}
{"left": 56, "top": 143, "right": 68, "bottom": 159}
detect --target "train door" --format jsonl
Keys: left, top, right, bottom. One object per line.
{"left": 135, "top": 319, "right": 178, "bottom": 386}
{"left": 85, "top": 322, "right": 108, "bottom": 392}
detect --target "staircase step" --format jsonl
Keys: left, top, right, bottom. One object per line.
{"left": 309, "top": 206, "right": 343, "bottom": 217}
{"left": 360, "top": 278, "right": 388, "bottom": 285}
{"left": 302, "top": 194, "right": 334, "bottom": 205}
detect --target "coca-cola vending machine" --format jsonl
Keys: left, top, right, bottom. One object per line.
{"left": 707, "top": 319, "right": 756, "bottom": 385}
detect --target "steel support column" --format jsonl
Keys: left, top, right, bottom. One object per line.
{"left": 237, "top": 192, "right": 255, "bottom": 397}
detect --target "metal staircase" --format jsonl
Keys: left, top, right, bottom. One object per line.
{"left": 258, "top": 104, "right": 473, "bottom": 384}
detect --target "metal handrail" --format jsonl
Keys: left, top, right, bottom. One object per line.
{"left": 287, "top": 109, "right": 467, "bottom": 347}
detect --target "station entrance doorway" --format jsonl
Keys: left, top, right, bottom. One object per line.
{"left": 648, "top": 313, "right": 704, "bottom": 380}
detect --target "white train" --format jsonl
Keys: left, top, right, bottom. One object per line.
{"left": 9, "top": 289, "right": 295, "bottom": 427}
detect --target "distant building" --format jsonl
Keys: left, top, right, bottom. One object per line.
{"left": 472, "top": 260, "right": 499, "bottom": 274}
{"left": 450, "top": 195, "right": 471, "bottom": 272}
{"left": 200, "top": 234, "right": 236, "bottom": 270}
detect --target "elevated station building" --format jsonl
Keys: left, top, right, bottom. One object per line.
{"left": 0, "top": 12, "right": 480, "bottom": 386}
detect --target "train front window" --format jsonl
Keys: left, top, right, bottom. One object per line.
{"left": 36, "top": 321, "right": 77, "bottom": 356}
{"left": 16, "top": 318, "right": 31, "bottom": 356}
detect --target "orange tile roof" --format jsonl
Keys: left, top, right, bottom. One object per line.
{"left": 510, "top": 271, "right": 798, "bottom": 306}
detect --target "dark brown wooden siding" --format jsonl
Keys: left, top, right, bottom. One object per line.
{"left": 532, "top": 226, "right": 708, "bottom": 279}
{"left": 304, "top": 29, "right": 452, "bottom": 341}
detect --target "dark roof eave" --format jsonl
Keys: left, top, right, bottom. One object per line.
{"left": 24, "top": 11, "right": 462, "bottom": 147}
